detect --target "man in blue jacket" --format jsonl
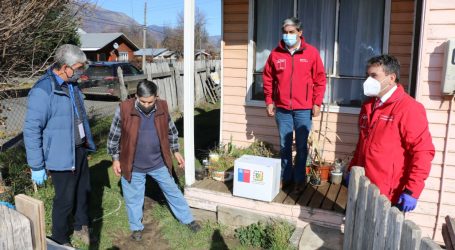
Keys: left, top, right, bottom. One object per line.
{"left": 24, "top": 44, "right": 96, "bottom": 246}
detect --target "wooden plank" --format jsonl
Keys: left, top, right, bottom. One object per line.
{"left": 400, "top": 220, "right": 422, "bottom": 250}
{"left": 272, "top": 189, "right": 289, "bottom": 204}
{"left": 0, "top": 205, "right": 14, "bottom": 249}
{"left": 295, "top": 183, "right": 316, "bottom": 206}
{"left": 333, "top": 184, "right": 348, "bottom": 213}
{"left": 372, "top": 195, "right": 391, "bottom": 250}
{"left": 343, "top": 166, "right": 365, "bottom": 250}
{"left": 320, "top": 183, "right": 341, "bottom": 210}
{"left": 308, "top": 182, "right": 330, "bottom": 208}
{"left": 385, "top": 207, "right": 404, "bottom": 250}
{"left": 0, "top": 205, "right": 33, "bottom": 249}
{"left": 365, "top": 184, "right": 380, "bottom": 250}
{"left": 192, "top": 179, "right": 214, "bottom": 189}
{"left": 420, "top": 237, "right": 442, "bottom": 250}
{"left": 446, "top": 216, "right": 455, "bottom": 249}
{"left": 15, "top": 194, "right": 46, "bottom": 250}
{"left": 352, "top": 176, "right": 370, "bottom": 250}
{"left": 442, "top": 224, "right": 455, "bottom": 250}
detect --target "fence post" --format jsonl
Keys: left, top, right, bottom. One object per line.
{"left": 365, "top": 184, "right": 380, "bottom": 250}
{"left": 420, "top": 237, "right": 442, "bottom": 250}
{"left": 343, "top": 166, "right": 365, "bottom": 250}
{"left": 352, "top": 175, "right": 370, "bottom": 250}
{"left": 401, "top": 220, "right": 422, "bottom": 250}
{"left": 0, "top": 205, "right": 33, "bottom": 249}
{"left": 117, "top": 67, "right": 128, "bottom": 101}
{"left": 173, "top": 63, "right": 184, "bottom": 112}
{"left": 373, "top": 195, "right": 391, "bottom": 250}
{"left": 385, "top": 207, "right": 404, "bottom": 250}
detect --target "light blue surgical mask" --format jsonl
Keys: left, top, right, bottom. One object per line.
{"left": 282, "top": 34, "right": 298, "bottom": 47}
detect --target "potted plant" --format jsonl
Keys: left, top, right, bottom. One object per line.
{"left": 210, "top": 155, "right": 235, "bottom": 182}
{"left": 330, "top": 159, "right": 343, "bottom": 185}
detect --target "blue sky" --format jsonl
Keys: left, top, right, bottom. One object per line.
{"left": 92, "top": 0, "right": 221, "bottom": 36}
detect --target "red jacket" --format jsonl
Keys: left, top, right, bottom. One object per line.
{"left": 350, "top": 85, "right": 435, "bottom": 203}
{"left": 263, "top": 37, "right": 326, "bottom": 110}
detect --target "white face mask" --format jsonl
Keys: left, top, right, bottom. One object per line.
{"left": 363, "top": 76, "right": 388, "bottom": 97}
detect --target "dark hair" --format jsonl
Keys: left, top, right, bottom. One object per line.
{"left": 282, "top": 17, "right": 302, "bottom": 32}
{"left": 367, "top": 54, "right": 401, "bottom": 83}
{"left": 136, "top": 80, "right": 158, "bottom": 97}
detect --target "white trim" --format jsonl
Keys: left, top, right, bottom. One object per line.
{"left": 383, "top": 0, "right": 392, "bottom": 53}
{"left": 219, "top": 1, "right": 225, "bottom": 145}
{"left": 81, "top": 48, "right": 101, "bottom": 51}
{"left": 246, "top": 0, "right": 255, "bottom": 104}
{"left": 183, "top": 0, "right": 196, "bottom": 186}
{"left": 244, "top": 99, "right": 360, "bottom": 115}
{"left": 415, "top": 0, "right": 427, "bottom": 100}
{"left": 333, "top": 0, "right": 340, "bottom": 76}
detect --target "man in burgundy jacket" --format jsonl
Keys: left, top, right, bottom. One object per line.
{"left": 349, "top": 54, "right": 435, "bottom": 212}
{"left": 263, "top": 17, "right": 326, "bottom": 192}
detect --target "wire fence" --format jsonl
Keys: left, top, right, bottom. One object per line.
{"left": 0, "top": 60, "right": 220, "bottom": 151}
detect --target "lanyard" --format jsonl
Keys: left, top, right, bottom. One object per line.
{"left": 68, "top": 84, "right": 80, "bottom": 120}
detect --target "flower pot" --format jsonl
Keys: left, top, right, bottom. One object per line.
{"left": 312, "top": 164, "right": 331, "bottom": 182}
{"left": 211, "top": 170, "right": 233, "bottom": 182}
{"left": 330, "top": 171, "right": 343, "bottom": 185}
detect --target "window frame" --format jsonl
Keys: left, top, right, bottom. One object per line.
{"left": 245, "top": 0, "right": 391, "bottom": 115}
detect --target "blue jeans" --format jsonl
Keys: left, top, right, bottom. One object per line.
{"left": 275, "top": 108, "right": 312, "bottom": 183}
{"left": 121, "top": 166, "right": 194, "bottom": 231}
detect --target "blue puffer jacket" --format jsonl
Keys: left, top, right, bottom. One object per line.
{"left": 24, "top": 69, "right": 96, "bottom": 171}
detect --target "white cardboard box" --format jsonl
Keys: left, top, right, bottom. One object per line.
{"left": 233, "top": 155, "right": 281, "bottom": 202}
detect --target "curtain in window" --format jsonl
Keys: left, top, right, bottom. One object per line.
{"left": 338, "top": 0, "right": 385, "bottom": 77}
{"left": 254, "top": 0, "right": 293, "bottom": 72}
{"left": 297, "top": 0, "right": 336, "bottom": 74}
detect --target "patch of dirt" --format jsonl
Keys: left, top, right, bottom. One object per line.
{"left": 110, "top": 197, "right": 170, "bottom": 250}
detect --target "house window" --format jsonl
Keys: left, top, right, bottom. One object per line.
{"left": 249, "top": 0, "right": 387, "bottom": 108}
{"left": 119, "top": 52, "right": 129, "bottom": 62}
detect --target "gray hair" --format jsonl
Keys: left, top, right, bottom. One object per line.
{"left": 54, "top": 44, "right": 87, "bottom": 69}
{"left": 282, "top": 17, "right": 302, "bottom": 32}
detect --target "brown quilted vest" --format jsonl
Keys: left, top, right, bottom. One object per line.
{"left": 119, "top": 98, "right": 173, "bottom": 182}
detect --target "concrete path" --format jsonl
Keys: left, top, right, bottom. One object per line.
{"left": 299, "top": 223, "right": 343, "bottom": 250}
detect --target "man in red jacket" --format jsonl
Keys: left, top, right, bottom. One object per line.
{"left": 263, "top": 17, "right": 326, "bottom": 192}
{"left": 349, "top": 54, "right": 435, "bottom": 212}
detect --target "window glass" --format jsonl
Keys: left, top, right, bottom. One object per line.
{"left": 250, "top": 0, "right": 385, "bottom": 108}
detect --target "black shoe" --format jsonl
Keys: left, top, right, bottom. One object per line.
{"left": 62, "top": 242, "right": 73, "bottom": 247}
{"left": 187, "top": 221, "right": 202, "bottom": 233}
{"left": 130, "top": 230, "right": 142, "bottom": 241}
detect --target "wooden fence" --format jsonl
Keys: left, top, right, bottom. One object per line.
{"left": 143, "top": 60, "right": 220, "bottom": 112}
{"left": 343, "top": 167, "right": 442, "bottom": 250}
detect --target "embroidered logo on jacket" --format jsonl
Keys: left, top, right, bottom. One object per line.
{"left": 276, "top": 59, "right": 286, "bottom": 70}
{"left": 300, "top": 58, "right": 308, "bottom": 63}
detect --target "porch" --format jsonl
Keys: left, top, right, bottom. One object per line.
{"left": 184, "top": 179, "right": 348, "bottom": 229}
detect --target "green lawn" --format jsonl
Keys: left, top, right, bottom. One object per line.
{"left": 1, "top": 102, "right": 294, "bottom": 249}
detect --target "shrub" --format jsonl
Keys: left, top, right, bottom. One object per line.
{"left": 234, "top": 220, "right": 295, "bottom": 250}
{"left": 0, "top": 146, "right": 32, "bottom": 203}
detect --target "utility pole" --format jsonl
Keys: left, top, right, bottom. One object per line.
{"left": 142, "top": 0, "right": 147, "bottom": 70}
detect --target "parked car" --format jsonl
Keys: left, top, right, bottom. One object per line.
{"left": 79, "top": 62, "right": 145, "bottom": 98}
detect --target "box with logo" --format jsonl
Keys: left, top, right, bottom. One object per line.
{"left": 233, "top": 155, "right": 281, "bottom": 202}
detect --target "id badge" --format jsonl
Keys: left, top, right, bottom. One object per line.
{"left": 78, "top": 123, "right": 85, "bottom": 139}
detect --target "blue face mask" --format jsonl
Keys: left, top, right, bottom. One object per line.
{"left": 282, "top": 34, "right": 298, "bottom": 47}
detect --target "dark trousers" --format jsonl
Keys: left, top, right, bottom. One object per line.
{"left": 50, "top": 147, "right": 90, "bottom": 244}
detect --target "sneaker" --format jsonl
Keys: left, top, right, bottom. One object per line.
{"left": 187, "top": 221, "right": 202, "bottom": 233}
{"left": 62, "top": 242, "right": 73, "bottom": 247}
{"left": 73, "top": 226, "right": 90, "bottom": 245}
{"left": 130, "top": 230, "right": 143, "bottom": 241}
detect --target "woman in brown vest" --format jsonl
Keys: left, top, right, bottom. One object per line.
{"left": 107, "top": 80, "right": 201, "bottom": 241}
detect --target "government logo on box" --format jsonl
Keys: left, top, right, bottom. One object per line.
{"left": 238, "top": 168, "right": 250, "bottom": 183}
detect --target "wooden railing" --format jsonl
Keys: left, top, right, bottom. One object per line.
{"left": 343, "top": 167, "right": 442, "bottom": 250}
